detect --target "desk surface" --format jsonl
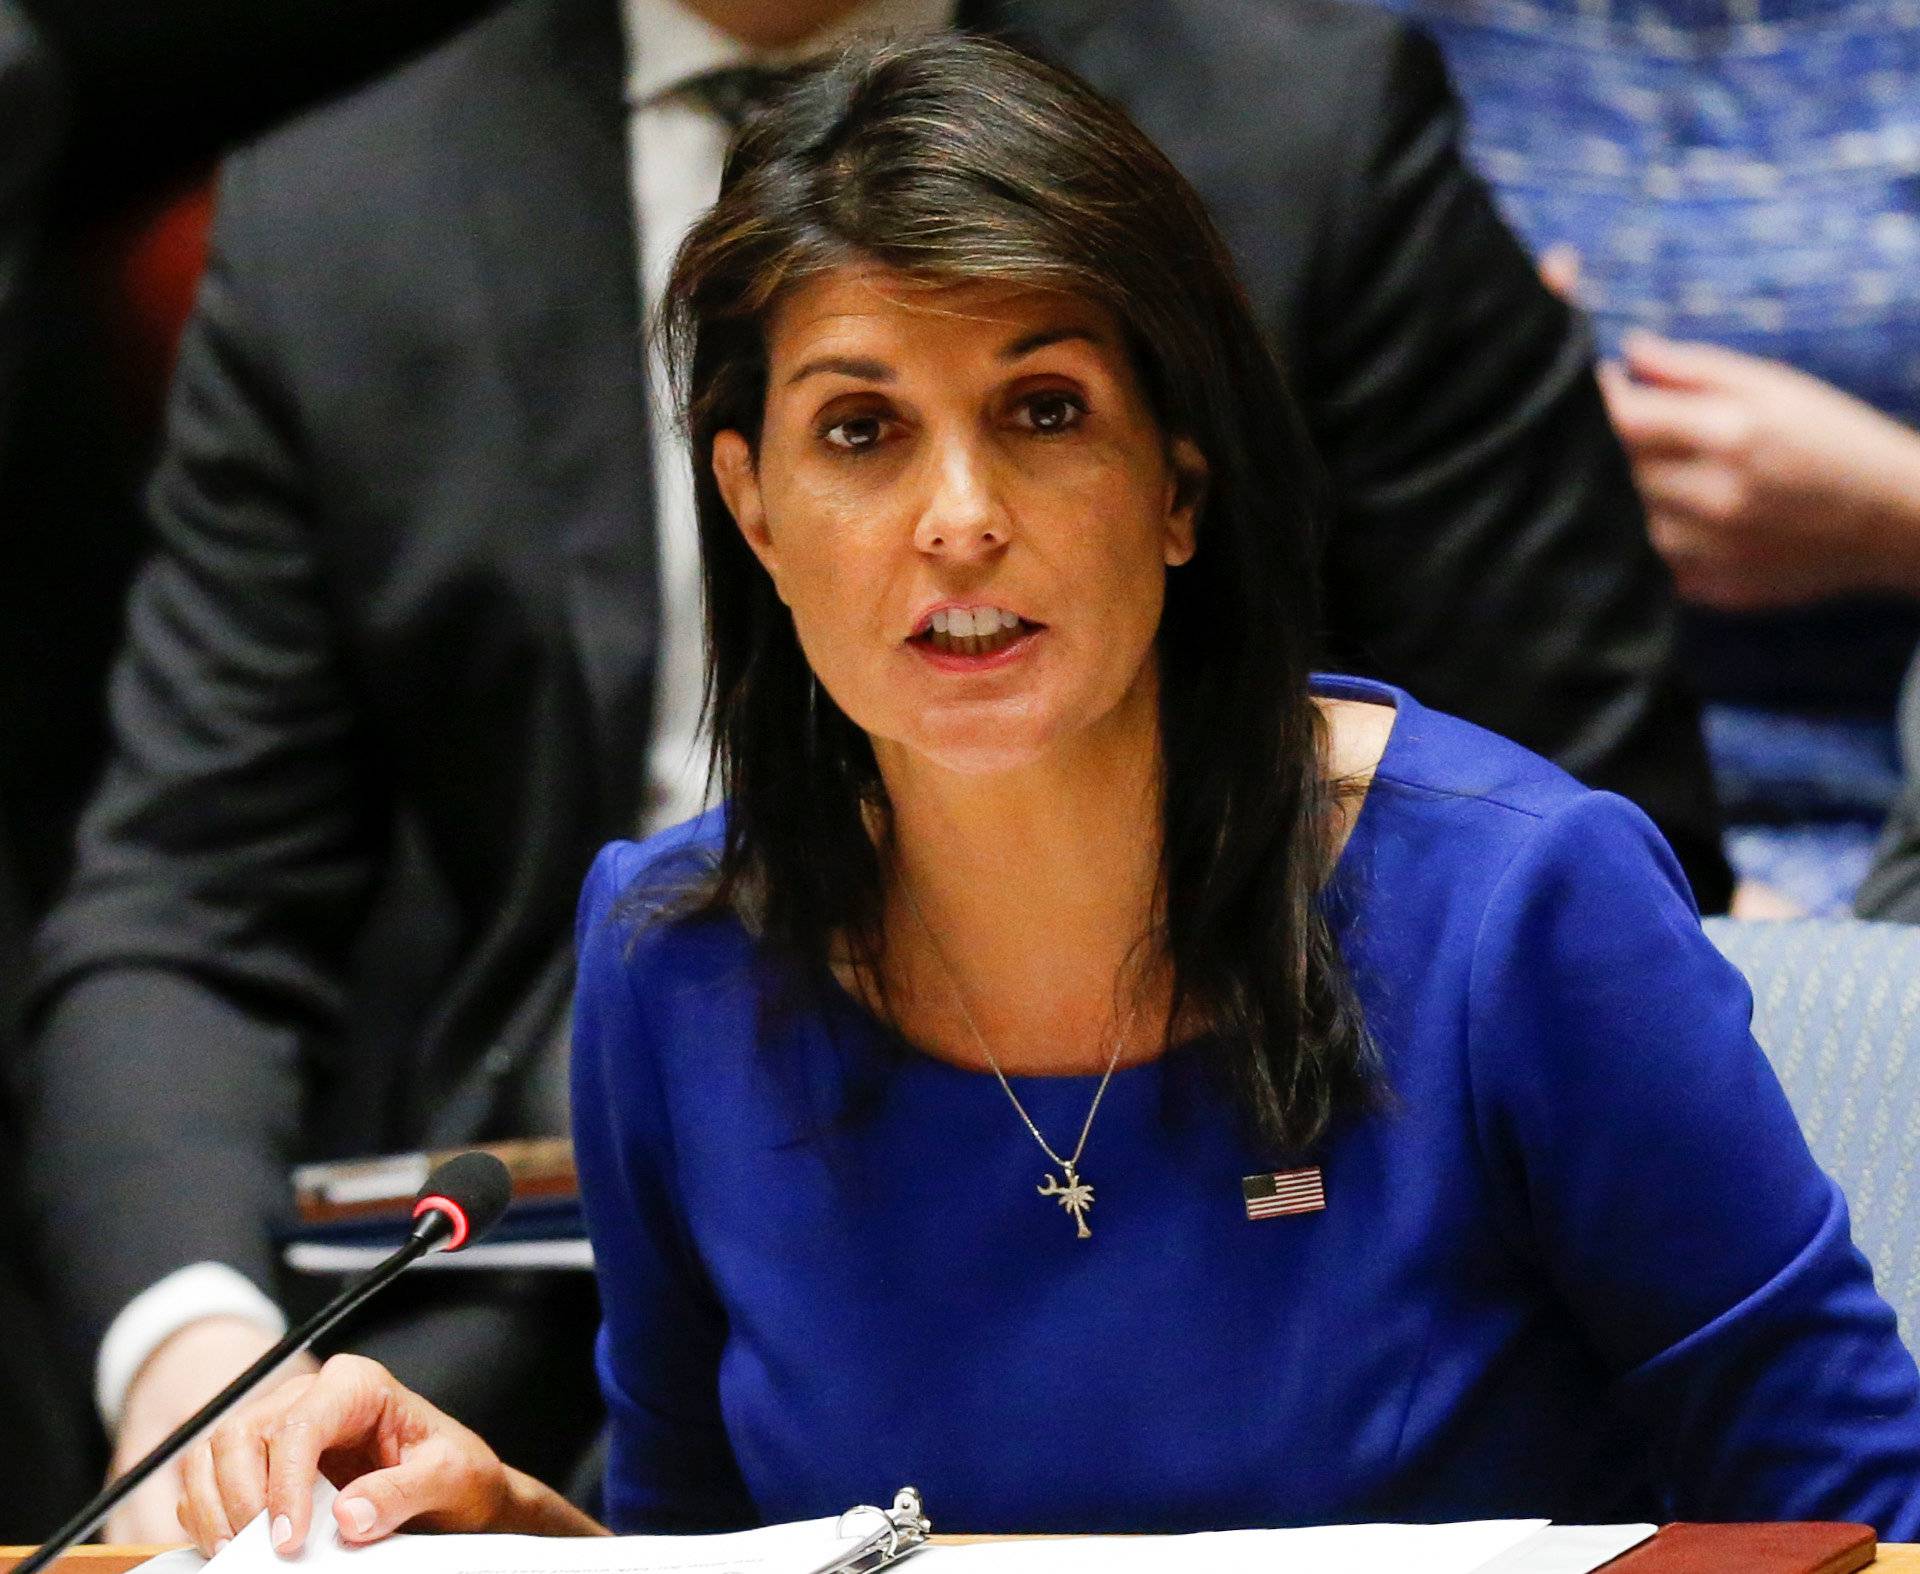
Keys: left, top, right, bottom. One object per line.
{"left": 10, "top": 1543, "right": 1920, "bottom": 1571}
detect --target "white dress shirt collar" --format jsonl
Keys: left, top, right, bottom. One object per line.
{"left": 623, "top": 0, "right": 956, "bottom": 111}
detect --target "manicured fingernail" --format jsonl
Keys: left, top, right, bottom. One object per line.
{"left": 343, "top": 1498, "right": 376, "bottom": 1536}
{"left": 271, "top": 1515, "right": 294, "bottom": 1550}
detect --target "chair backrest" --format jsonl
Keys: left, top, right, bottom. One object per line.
{"left": 1704, "top": 916, "right": 1920, "bottom": 1348}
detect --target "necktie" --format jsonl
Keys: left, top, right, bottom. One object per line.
{"left": 681, "top": 64, "right": 789, "bottom": 131}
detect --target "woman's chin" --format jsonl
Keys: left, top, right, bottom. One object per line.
{"left": 880, "top": 712, "right": 1065, "bottom": 779}
{"left": 871, "top": 675, "right": 1157, "bottom": 781}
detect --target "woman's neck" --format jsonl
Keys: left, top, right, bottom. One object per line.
{"left": 871, "top": 679, "right": 1170, "bottom": 1075}
{"left": 858, "top": 689, "right": 1394, "bottom": 1075}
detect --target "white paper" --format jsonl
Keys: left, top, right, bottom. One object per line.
{"left": 130, "top": 1554, "right": 207, "bottom": 1574}
{"left": 134, "top": 1487, "right": 1647, "bottom": 1574}
{"left": 138, "top": 1479, "right": 880, "bottom": 1574}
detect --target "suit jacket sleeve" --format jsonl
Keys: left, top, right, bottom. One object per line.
{"left": 19, "top": 150, "right": 380, "bottom": 1340}
{"left": 1305, "top": 24, "right": 1731, "bottom": 912}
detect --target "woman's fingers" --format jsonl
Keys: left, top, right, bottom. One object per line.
{"left": 168, "top": 1356, "right": 499, "bottom": 1558}
{"left": 333, "top": 1440, "right": 471, "bottom": 1543}
{"left": 207, "top": 1400, "right": 275, "bottom": 1544}
{"left": 176, "top": 1438, "right": 235, "bottom": 1558}
{"left": 171, "top": 1351, "right": 511, "bottom": 1551}
{"left": 174, "top": 1373, "right": 317, "bottom": 1558}
{"left": 262, "top": 1356, "right": 396, "bottom": 1554}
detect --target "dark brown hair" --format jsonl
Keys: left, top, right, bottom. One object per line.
{"left": 653, "top": 32, "right": 1373, "bottom": 1154}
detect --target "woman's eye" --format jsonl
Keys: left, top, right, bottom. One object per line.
{"left": 823, "top": 415, "right": 888, "bottom": 452}
{"left": 1016, "top": 391, "right": 1087, "bottom": 434}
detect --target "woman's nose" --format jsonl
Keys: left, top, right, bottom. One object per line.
{"left": 913, "top": 438, "right": 1011, "bottom": 557}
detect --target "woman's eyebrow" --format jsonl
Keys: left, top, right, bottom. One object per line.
{"left": 785, "top": 355, "right": 895, "bottom": 387}
{"left": 1000, "top": 326, "right": 1101, "bottom": 360}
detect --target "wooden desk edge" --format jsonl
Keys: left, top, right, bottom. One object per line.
{"left": 10, "top": 1541, "right": 1920, "bottom": 1570}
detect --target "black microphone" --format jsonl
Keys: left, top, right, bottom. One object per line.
{"left": 18, "top": 1151, "right": 514, "bottom": 1574}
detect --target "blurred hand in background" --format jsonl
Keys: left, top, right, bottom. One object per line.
{"left": 1544, "top": 246, "right": 1920, "bottom": 615}
{"left": 1601, "top": 332, "right": 1920, "bottom": 613}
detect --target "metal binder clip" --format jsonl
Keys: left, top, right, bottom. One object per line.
{"left": 818, "top": 1486, "right": 933, "bottom": 1574}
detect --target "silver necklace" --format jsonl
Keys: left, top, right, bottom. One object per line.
{"left": 899, "top": 881, "right": 1143, "bottom": 1240}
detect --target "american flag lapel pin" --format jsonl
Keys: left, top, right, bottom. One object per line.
{"left": 1242, "top": 1166, "right": 1325, "bottom": 1221}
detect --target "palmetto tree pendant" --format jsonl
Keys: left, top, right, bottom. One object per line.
{"left": 1038, "top": 1162, "right": 1095, "bottom": 1238}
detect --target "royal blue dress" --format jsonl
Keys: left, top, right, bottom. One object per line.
{"left": 571, "top": 676, "right": 1920, "bottom": 1537}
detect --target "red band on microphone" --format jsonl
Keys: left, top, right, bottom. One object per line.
{"left": 412, "top": 1193, "right": 470, "bottom": 1251}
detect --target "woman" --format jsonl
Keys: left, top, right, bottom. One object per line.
{"left": 174, "top": 34, "right": 1920, "bottom": 1554}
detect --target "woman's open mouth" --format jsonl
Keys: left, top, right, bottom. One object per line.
{"left": 908, "top": 604, "right": 1044, "bottom": 665}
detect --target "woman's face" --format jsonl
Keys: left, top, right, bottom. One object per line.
{"left": 712, "top": 263, "right": 1203, "bottom": 778}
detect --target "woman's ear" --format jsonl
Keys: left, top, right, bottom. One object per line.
{"left": 712, "top": 430, "right": 782, "bottom": 589}
{"left": 1163, "top": 436, "right": 1208, "bottom": 566}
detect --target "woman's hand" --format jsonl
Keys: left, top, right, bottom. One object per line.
{"left": 174, "top": 1353, "right": 603, "bottom": 1557}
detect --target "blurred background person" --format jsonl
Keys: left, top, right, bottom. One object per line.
{"left": 0, "top": 0, "right": 516, "bottom": 935}
{"left": 1349, "top": 0, "right": 1920, "bottom": 915}
{"left": 0, "top": 0, "right": 510, "bottom": 1541}
{"left": 13, "top": 0, "right": 1725, "bottom": 1545}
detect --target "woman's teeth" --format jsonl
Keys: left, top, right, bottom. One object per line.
{"left": 924, "top": 606, "right": 1026, "bottom": 655}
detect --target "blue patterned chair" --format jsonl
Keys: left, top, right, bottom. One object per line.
{"left": 1705, "top": 917, "right": 1920, "bottom": 1350}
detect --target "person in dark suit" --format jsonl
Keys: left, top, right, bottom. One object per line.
{"left": 18, "top": 0, "right": 1727, "bottom": 1542}
{"left": 0, "top": 0, "right": 512, "bottom": 931}
{"left": 0, "top": 0, "right": 518, "bottom": 1537}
